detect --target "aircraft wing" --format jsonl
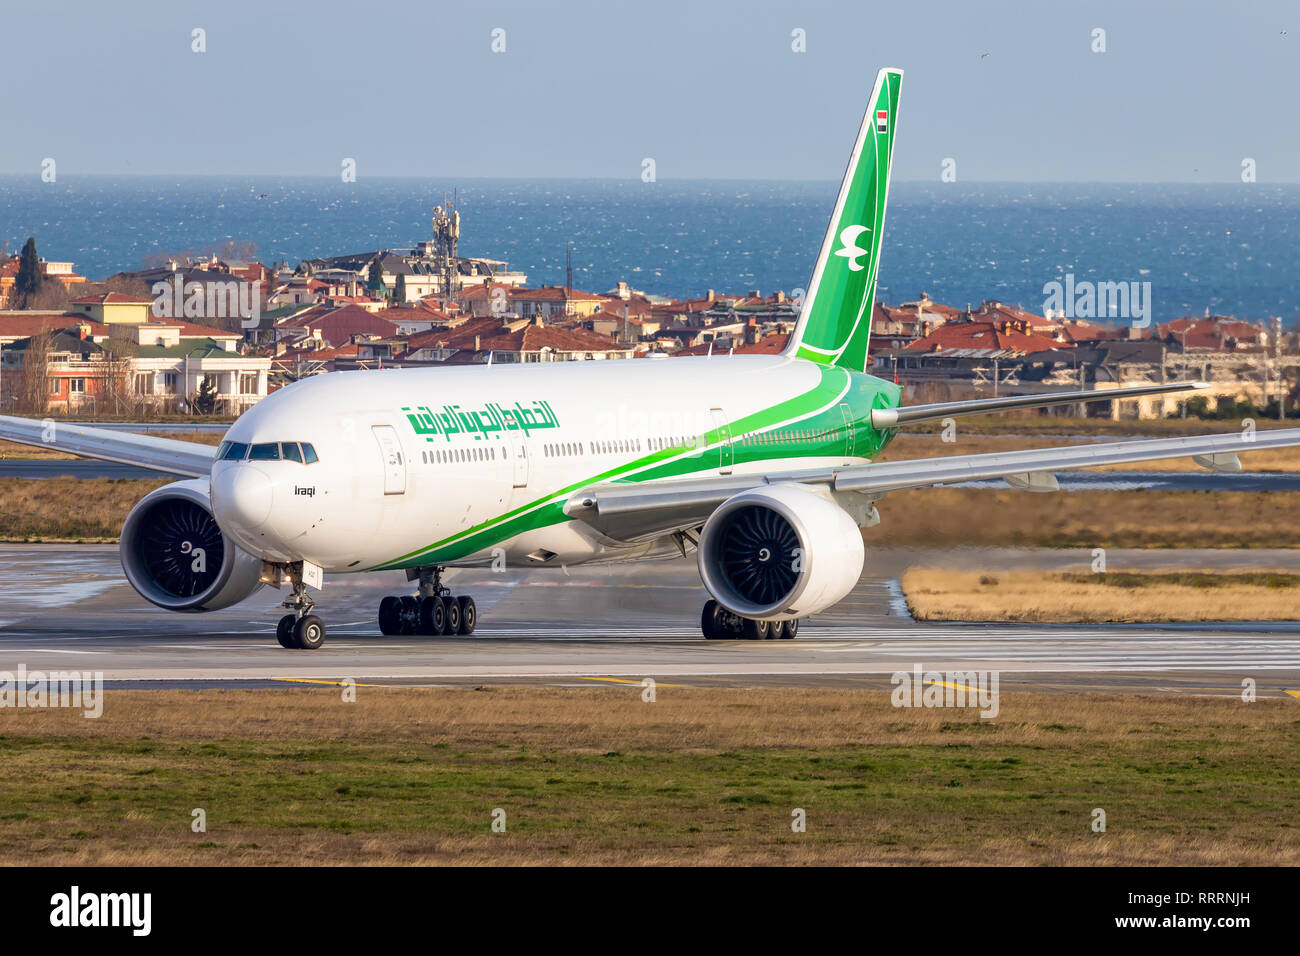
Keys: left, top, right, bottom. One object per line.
{"left": 870, "top": 381, "right": 1207, "bottom": 428}
{"left": 564, "top": 427, "right": 1300, "bottom": 542}
{"left": 0, "top": 414, "right": 218, "bottom": 478}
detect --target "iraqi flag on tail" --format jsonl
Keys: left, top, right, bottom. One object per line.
{"left": 876, "top": 110, "right": 888, "bottom": 134}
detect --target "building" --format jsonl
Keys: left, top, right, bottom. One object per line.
{"left": 0, "top": 313, "right": 269, "bottom": 415}
{"left": 400, "top": 316, "right": 635, "bottom": 364}
{"left": 0, "top": 326, "right": 111, "bottom": 413}
{"left": 128, "top": 339, "right": 271, "bottom": 414}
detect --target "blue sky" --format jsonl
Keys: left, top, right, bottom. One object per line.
{"left": 2, "top": 0, "right": 1297, "bottom": 181}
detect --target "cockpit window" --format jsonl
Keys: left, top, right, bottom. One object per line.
{"left": 248, "top": 442, "right": 281, "bottom": 461}
{"left": 224, "top": 441, "right": 316, "bottom": 463}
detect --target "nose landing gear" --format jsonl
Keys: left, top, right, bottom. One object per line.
{"left": 272, "top": 563, "right": 326, "bottom": 650}
{"left": 378, "top": 566, "right": 478, "bottom": 637}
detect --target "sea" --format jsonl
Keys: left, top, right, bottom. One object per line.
{"left": 2, "top": 177, "right": 1298, "bottom": 324}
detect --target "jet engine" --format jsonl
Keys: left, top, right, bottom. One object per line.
{"left": 697, "top": 483, "right": 864, "bottom": 620}
{"left": 120, "top": 479, "right": 264, "bottom": 612}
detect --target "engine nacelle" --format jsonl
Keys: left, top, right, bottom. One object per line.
{"left": 697, "top": 483, "right": 864, "bottom": 620}
{"left": 120, "top": 479, "right": 264, "bottom": 612}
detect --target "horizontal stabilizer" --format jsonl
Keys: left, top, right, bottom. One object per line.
{"left": 870, "top": 381, "right": 1208, "bottom": 429}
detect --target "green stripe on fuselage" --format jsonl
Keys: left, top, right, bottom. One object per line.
{"left": 369, "top": 366, "right": 900, "bottom": 570}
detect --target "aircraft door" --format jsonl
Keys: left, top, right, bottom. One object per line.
{"left": 710, "top": 407, "right": 733, "bottom": 475}
{"left": 838, "top": 402, "right": 855, "bottom": 463}
{"left": 372, "top": 424, "right": 406, "bottom": 495}
{"left": 504, "top": 430, "right": 529, "bottom": 487}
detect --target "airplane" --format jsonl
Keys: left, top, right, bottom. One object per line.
{"left": 4, "top": 67, "right": 1299, "bottom": 650}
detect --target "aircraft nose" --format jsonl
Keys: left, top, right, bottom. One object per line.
{"left": 211, "top": 463, "right": 274, "bottom": 529}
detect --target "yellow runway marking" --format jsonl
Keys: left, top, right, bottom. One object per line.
{"left": 271, "top": 677, "right": 390, "bottom": 688}
{"left": 579, "top": 676, "right": 692, "bottom": 688}
{"left": 1286, "top": 690, "right": 1300, "bottom": 700}
{"left": 926, "top": 678, "right": 989, "bottom": 692}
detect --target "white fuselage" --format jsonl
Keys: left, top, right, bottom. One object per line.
{"left": 209, "top": 354, "right": 867, "bottom": 573}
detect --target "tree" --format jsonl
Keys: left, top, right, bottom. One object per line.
{"left": 101, "top": 337, "right": 138, "bottom": 415}
{"left": 191, "top": 375, "right": 219, "bottom": 415}
{"left": 367, "top": 258, "right": 386, "bottom": 296}
{"left": 19, "top": 329, "right": 52, "bottom": 416}
{"left": 25, "top": 280, "right": 70, "bottom": 312}
{"left": 13, "top": 237, "right": 44, "bottom": 309}
{"left": 394, "top": 273, "right": 407, "bottom": 303}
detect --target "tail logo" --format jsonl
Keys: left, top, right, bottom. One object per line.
{"left": 832, "top": 224, "right": 872, "bottom": 272}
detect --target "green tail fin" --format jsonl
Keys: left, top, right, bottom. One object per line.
{"left": 787, "top": 67, "right": 901, "bottom": 372}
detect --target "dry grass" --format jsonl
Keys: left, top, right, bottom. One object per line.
{"left": 0, "top": 687, "right": 1296, "bottom": 865}
{"left": 875, "top": 488, "right": 1300, "bottom": 548}
{"left": 902, "top": 567, "right": 1300, "bottom": 623}
{"left": 0, "top": 478, "right": 167, "bottom": 541}
{"left": 5, "top": 479, "right": 1300, "bottom": 548}
{"left": 877, "top": 433, "right": 1300, "bottom": 472}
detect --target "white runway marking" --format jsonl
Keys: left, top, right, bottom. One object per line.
{"left": 2, "top": 648, "right": 104, "bottom": 655}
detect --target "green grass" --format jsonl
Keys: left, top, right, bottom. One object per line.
{"left": 0, "top": 688, "right": 1296, "bottom": 864}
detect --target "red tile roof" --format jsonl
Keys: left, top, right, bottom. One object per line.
{"left": 902, "top": 320, "right": 1065, "bottom": 354}
{"left": 403, "top": 318, "right": 627, "bottom": 356}
{"left": 284, "top": 305, "right": 401, "bottom": 346}
{"left": 1155, "top": 316, "right": 1267, "bottom": 348}
{"left": 0, "top": 313, "right": 77, "bottom": 337}
{"left": 673, "top": 333, "right": 792, "bottom": 357}
{"left": 510, "top": 285, "right": 606, "bottom": 302}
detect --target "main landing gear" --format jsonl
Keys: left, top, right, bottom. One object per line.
{"left": 700, "top": 599, "right": 800, "bottom": 640}
{"left": 378, "top": 566, "right": 477, "bottom": 637}
{"left": 276, "top": 567, "right": 325, "bottom": 650}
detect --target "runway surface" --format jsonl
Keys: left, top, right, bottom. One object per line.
{"left": 0, "top": 544, "right": 1296, "bottom": 695}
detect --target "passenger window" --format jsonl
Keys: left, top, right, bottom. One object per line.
{"left": 220, "top": 441, "right": 249, "bottom": 461}
{"left": 249, "top": 442, "right": 280, "bottom": 460}
{"left": 282, "top": 442, "right": 303, "bottom": 463}
{"left": 301, "top": 443, "right": 319, "bottom": 464}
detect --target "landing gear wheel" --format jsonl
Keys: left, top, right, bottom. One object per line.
{"left": 770, "top": 620, "right": 787, "bottom": 640}
{"left": 378, "top": 595, "right": 402, "bottom": 635}
{"left": 701, "top": 599, "right": 724, "bottom": 639}
{"left": 294, "top": 614, "right": 326, "bottom": 650}
{"left": 276, "top": 614, "right": 299, "bottom": 649}
{"left": 457, "top": 596, "right": 477, "bottom": 635}
{"left": 740, "top": 618, "right": 771, "bottom": 641}
{"left": 782, "top": 618, "right": 799, "bottom": 639}
{"left": 419, "top": 596, "right": 446, "bottom": 636}
{"left": 398, "top": 595, "right": 419, "bottom": 635}
{"left": 444, "top": 597, "right": 462, "bottom": 635}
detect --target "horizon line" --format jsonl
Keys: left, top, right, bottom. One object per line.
{"left": 1, "top": 173, "right": 1297, "bottom": 186}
